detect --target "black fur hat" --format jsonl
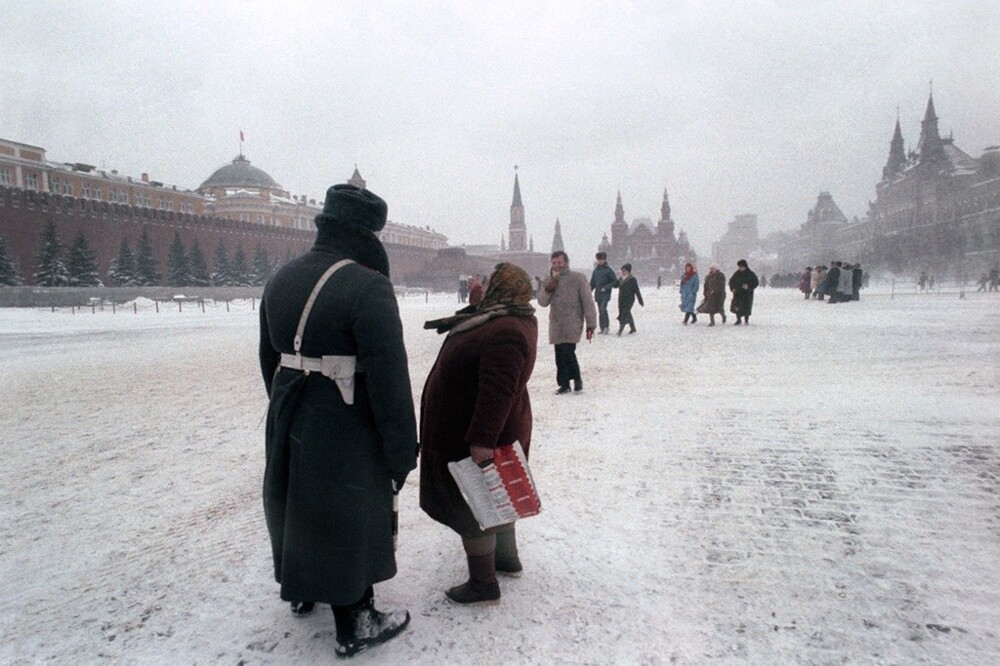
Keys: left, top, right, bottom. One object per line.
{"left": 316, "top": 183, "right": 387, "bottom": 232}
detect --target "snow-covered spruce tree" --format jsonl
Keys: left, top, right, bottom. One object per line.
{"left": 107, "top": 237, "right": 138, "bottom": 286}
{"left": 210, "top": 239, "right": 231, "bottom": 286}
{"left": 188, "top": 239, "right": 210, "bottom": 287}
{"left": 251, "top": 243, "right": 271, "bottom": 286}
{"left": 166, "top": 232, "right": 191, "bottom": 287}
{"left": 0, "top": 234, "right": 24, "bottom": 286}
{"left": 134, "top": 226, "right": 161, "bottom": 286}
{"left": 67, "top": 230, "right": 102, "bottom": 287}
{"left": 34, "top": 219, "right": 70, "bottom": 287}
{"left": 230, "top": 244, "right": 251, "bottom": 286}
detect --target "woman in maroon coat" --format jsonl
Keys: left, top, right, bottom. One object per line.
{"left": 420, "top": 262, "right": 538, "bottom": 605}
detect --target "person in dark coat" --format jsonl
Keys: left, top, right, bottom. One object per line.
{"left": 258, "top": 183, "right": 417, "bottom": 658}
{"left": 852, "top": 263, "right": 863, "bottom": 301}
{"left": 728, "top": 259, "right": 759, "bottom": 325}
{"left": 697, "top": 263, "right": 727, "bottom": 326}
{"left": 589, "top": 251, "right": 619, "bottom": 334}
{"left": 824, "top": 261, "right": 842, "bottom": 303}
{"left": 615, "top": 263, "right": 644, "bottom": 335}
{"left": 421, "top": 262, "right": 538, "bottom": 605}
{"left": 799, "top": 267, "right": 813, "bottom": 299}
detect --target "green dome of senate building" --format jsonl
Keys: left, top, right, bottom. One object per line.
{"left": 198, "top": 155, "right": 282, "bottom": 192}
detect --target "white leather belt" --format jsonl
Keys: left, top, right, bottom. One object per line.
{"left": 280, "top": 353, "right": 361, "bottom": 405}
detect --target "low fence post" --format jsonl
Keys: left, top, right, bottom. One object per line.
{"left": 425, "top": 291, "right": 429, "bottom": 303}
{"left": 200, "top": 299, "right": 205, "bottom": 313}
{"left": 178, "top": 300, "right": 182, "bottom": 312}
{"left": 252, "top": 297, "right": 256, "bottom": 311}
{"left": 112, "top": 301, "right": 116, "bottom": 314}
{"left": 134, "top": 302, "right": 138, "bottom": 314}
{"left": 226, "top": 299, "right": 230, "bottom": 312}
{"left": 155, "top": 300, "right": 159, "bottom": 313}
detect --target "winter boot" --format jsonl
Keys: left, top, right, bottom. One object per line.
{"left": 289, "top": 601, "right": 315, "bottom": 616}
{"left": 708, "top": 315, "right": 715, "bottom": 327}
{"left": 334, "top": 596, "right": 411, "bottom": 658}
{"left": 495, "top": 526, "right": 523, "bottom": 578}
{"left": 446, "top": 552, "right": 501, "bottom": 605}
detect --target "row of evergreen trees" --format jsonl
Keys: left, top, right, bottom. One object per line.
{"left": 0, "top": 220, "right": 288, "bottom": 288}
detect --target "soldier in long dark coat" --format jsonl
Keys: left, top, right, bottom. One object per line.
{"left": 728, "top": 259, "right": 759, "bottom": 325}
{"left": 421, "top": 263, "right": 538, "bottom": 605}
{"left": 259, "top": 183, "right": 417, "bottom": 658}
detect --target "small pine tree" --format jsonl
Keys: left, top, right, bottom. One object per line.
{"left": 230, "top": 244, "right": 250, "bottom": 286}
{"left": 0, "top": 234, "right": 24, "bottom": 286}
{"left": 108, "top": 237, "right": 138, "bottom": 286}
{"left": 188, "top": 240, "right": 210, "bottom": 287}
{"left": 251, "top": 243, "right": 271, "bottom": 285}
{"left": 34, "top": 219, "right": 70, "bottom": 287}
{"left": 67, "top": 230, "right": 102, "bottom": 287}
{"left": 135, "top": 226, "right": 161, "bottom": 286}
{"left": 166, "top": 232, "right": 191, "bottom": 287}
{"left": 211, "top": 239, "right": 231, "bottom": 286}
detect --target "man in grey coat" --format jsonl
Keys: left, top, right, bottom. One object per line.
{"left": 537, "top": 251, "right": 597, "bottom": 393}
{"left": 259, "top": 183, "right": 417, "bottom": 657}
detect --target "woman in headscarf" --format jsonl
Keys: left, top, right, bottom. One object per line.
{"left": 679, "top": 262, "right": 700, "bottom": 325}
{"left": 696, "top": 263, "right": 727, "bottom": 326}
{"left": 420, "top": 262, "right": 538, "bottom": 605}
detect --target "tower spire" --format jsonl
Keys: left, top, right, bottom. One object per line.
{"left": 507, "top": 166, "right": 527, "bottom": 252}
{"left": 883, "top": 116, "right": 907, "bottom": 180}
{"left": 551, "top": 218, "right": 565, "bottom": 253}
{"left": 917, "top": 88, "right": 944, "bottom": 164}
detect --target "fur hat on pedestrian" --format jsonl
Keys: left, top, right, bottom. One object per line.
{"left": 737, "top": 259, "right": 748, "bottom": 268}
{"left": 317, "top": 184, "right": 388, "bottom": 232}
{"left": 621, "top": 263, "right": 632, "bottom": 273}
{"left": 312, "top": 184, "right": 391, "bottom": 277}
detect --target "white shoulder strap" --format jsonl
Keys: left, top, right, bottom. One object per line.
{"left": 293, "top": 259, "right": 355, "bottom": 352}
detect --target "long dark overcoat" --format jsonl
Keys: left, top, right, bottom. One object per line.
{"left": 259, "top": 248, "right": 417, "bottom": 606}
{"left": 697, "top": 270, "right": 727, "bottom": 314}
{"left": 617, "top": 275, "right": 644, "bottom": 317}
{"left": 728, "top": 268, "right": 760, "bottom": 316}
{"left": 419, "top": 314, "right": 538, "bottom": 538}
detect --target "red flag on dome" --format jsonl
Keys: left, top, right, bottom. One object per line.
{"left": 239, "top": 130, "right": 245, "bottom": 142}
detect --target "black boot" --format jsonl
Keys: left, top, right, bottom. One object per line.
{"left": 334, "top": 593, "right": 410, "bottom": 658}
{"left": 446, "top": 553, "right": 501, "bottom": 605}
{"left": 708, "top": 315, "right": 715, "bottom": 327}
{"left": 289, "top": 601, "right": 315, "bottom": 616}
{"left": 495, "top": 526, "right": 523, "bottom": 578}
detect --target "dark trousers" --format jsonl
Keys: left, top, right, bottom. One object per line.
{"left": 332, "top": 586, "right": 373, "bottom": 640}
{"left": 554, "top": 343, "right": 581, "bottom": 389}
{"left": 596, "top": 298, "right": 610, "bottom": 331}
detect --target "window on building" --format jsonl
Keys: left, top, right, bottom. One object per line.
{"left": 0, "top": 167, "right": 10, "bottom": 186}
{"left": 25, "top": 173, "right": 39, "bottom": 190}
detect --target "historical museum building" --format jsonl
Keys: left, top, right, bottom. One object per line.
{"left": 0, "top": 138, "right": 447, "bottom": 285}
{"left": 757, "top": 93, "right": 1000, "bottom": 277}
{"left": 597, "top": 189, "right": 696, "bottom": 276}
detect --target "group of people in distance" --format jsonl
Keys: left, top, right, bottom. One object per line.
{"left": 798, "top": 261, "right": 863, "bottom": 302}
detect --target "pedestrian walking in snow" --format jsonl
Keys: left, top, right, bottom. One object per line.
{"left": 824, "top": 261, "right": 842, "bottom": 303}
{"left": 467, "top": 274, "right": 485, "bottom": 305}
{"left": 990, "top": 267, "right": 999, "bottom": 291}
{"left": 977, "top": 273, "right": 989, "bottom": 292}
{"left": 537, "top": 251, "right": 597, "bottom": 394}
{"left": 799, "top": 267, "right": 813, "bottom": 299}
{"left": 918, "top": 271, "right": 928, "bottom": 292}
{"left": 729, "top": 259, "right": 759, "bottom": 325}
{"left": 812, "top": 265, "right": 827, "bottom": 300}
{"left": 697, "top": 263, "right": 727, "bottom": 326}
{"left": 852, "top": 263, "right": 863, "bottom": 301}
{"left": 838, "top": 262, "right": 854, "bottom": 302}
{"left": 420, "top": 263, "right": 538, "bottom": 605}
{"left": 458, "top": 277, "right": 468, "bottom": 303}
{"left": 258, "top": 183, "right": 417, "bottom": 657}
{"left": 616, "top": 263, "right": 643, "bottom": 335}
{"left": 679, "top": 262, "right": 700, "bottom": 325}
{"left": 657, "top": 274, "right": 663, "bottom": 290}
{"left": 590, "top": 251, "right": 618, "bottom": 334}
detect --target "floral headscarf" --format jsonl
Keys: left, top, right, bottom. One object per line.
{"left": 424, "top": 262, "right": 535, "bottom": 334}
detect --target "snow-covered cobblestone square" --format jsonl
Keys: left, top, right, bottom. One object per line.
{"left": 1, "top": 288, "right": 998, "bottom": 664}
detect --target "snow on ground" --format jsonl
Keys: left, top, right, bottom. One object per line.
{"left": 1, "top": 286, "right": 998, "bottom": 664}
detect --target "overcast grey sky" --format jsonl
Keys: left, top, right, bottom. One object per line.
{"left": 3, "top": 1, "right": 998, "bottom": 266}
